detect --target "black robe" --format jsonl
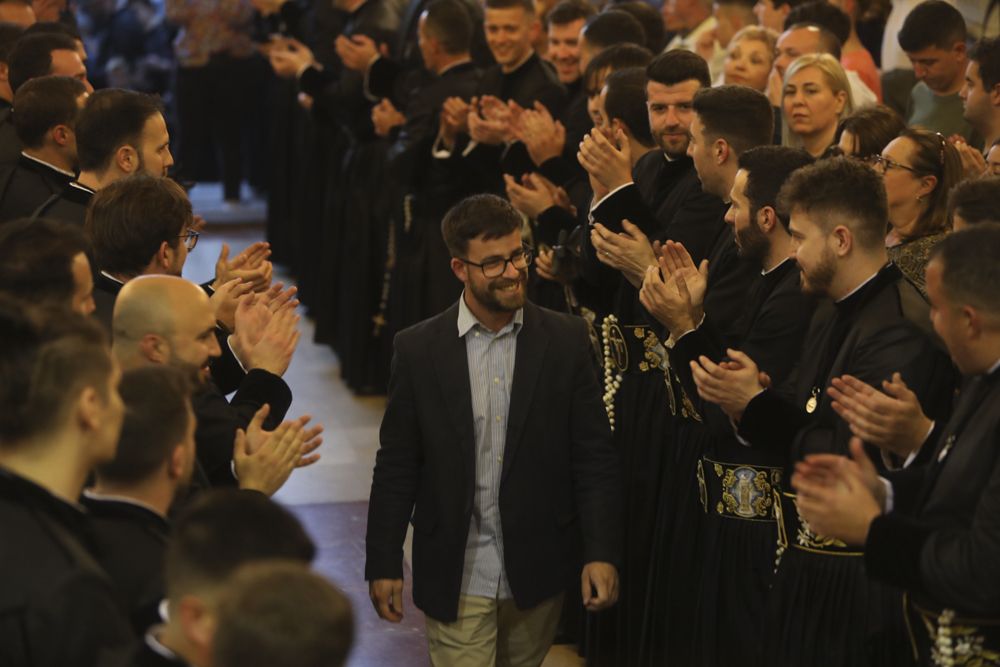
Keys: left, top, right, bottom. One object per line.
{"left": 0, "top": 153, "right": 75, "bottom": 223}
{"left": 444, "top": 53, "right": 567, "bottom": 196}
{"left": 30, "top": 180, "right": 93, "bottom": 225}
{"left": 385, "top": 60, "right": 481, "bottom": 335}
{"left": 0, "top": 101, "right": 21, "bottom": 167}
{"left": 667, "top": 258, "right": 817, "bottom": 667}
{"left": 584, "top": 156, "right": 733, "bottom": 667}
{"left": 0, "top": 468, "right": 134, "bottom": 667}
{"left": 81, "top": 494, "right": 170, "bottom": 636}
{"left": 737, "top": 262, "right": 958, "bottom": 667}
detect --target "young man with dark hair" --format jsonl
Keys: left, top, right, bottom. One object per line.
{"left": 961, "top": 37, "right": 1000, "bottom": 151}
{"left": 641, "top": 144, "right": 815, "bottom": 665}
{"left": 435, "top": 0, "right": 567, "bottom": 195}
{"left": 690, "top": 157, "right": 957, "bottom": 666}
{"left": 82, "top": 365, "right": 196, "bottom": 635}
{"left": 0, "top": 216, "right": 94, "bottom": 314}
{"left": 212, "top": 562, "right": 355, "bottom": 667}
{"left": 0, "top": 304, "right": 133, "bottom": 667}
{"left": 896, "top": 0, "right": 977, "bottom": 143}
{"left": 367, "top": 193, "right": 621, "bottom": 665}
{"left": 578, "top": 9, "right": 645, "bottom": 73}
{"left": 0, "top": 75, "right": 86, "bottom": 222}
{"left": 33, "top": 88, "right": 169, "bottom": 224}
{"left": 382, "top": 0, "right": 483, "bottom": 331}
{"left": 129, "top": 489, "right": 317, "bottom": 666}
{"left": 949, "top": 175, "right": 1000, "bottom": 228}
{"left": 792, "top": 223, "right": 1000, "bottom": 665}
{"left": 544, "top": 0, "right": 593, "bottom": 86}
{"left": 601, "top": 67, "right": 654, "bottom": 149}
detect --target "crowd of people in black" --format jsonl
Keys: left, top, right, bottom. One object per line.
{"left": 1, "top": 0, "right": 1000, "bottom": 665}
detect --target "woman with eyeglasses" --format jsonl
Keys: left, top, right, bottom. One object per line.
{"left": 781, "top": 53, "right": 855, "bottom": 158}
{"left": 720, "top": 25, "right": 777, "bottom": 92}
{"left": 835, "top": 105, "right": 906, "bottom": 161}
{"left": 874, "top": 128, "right": 963, "bottom": 294}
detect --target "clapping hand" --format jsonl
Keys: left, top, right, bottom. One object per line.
{"left": 210, "top": 277, "right": 255, "bottom": 332}
{"left": 827, "top": 373, "right": 932, "bottom": 459}
{"left": 513, "top": 101, "right": 566, "bottom": 166}
{"left": 234, "top": 404, "right": 324, "bottom": 496}
{"left": 372, "top": 98, "right": 405, "bottom": 138}
{"left": 334, "top": 33, "right": 385, "bottom": 71}
{"left": 791, "top": 437, "right": 884, "bottom": 545}
{"left": 578, "top": 127, "right": 632, "bottom": 199}
{"left": 213, "top": 241, "right": 273, "bottom": 293}
{"left": 438, "top": 96, "right": 471, "bottom": 149}
{"left": 689, "top": 349, "right": 764, "bottom": 420}
{"left": 268, "top": 38, "right": 316, "bottom": 78}
{"left": 639, "top": 241, "right": 707, "bottom": 337}
{"left": 590, "top": 219, "right": 657, "bottom": 287}
{"left": 231, "top": 292, "right": 300, "bottom": 376}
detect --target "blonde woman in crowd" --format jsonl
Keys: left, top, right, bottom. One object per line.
{"left": 781, "top": 53, "right": 854, "bottom": 157}
{"left": 720, "top": 25, "right": 777, "bottom": 92}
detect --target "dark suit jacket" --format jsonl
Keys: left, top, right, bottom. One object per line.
{"left": 0, "top": 468, "right": 134, "bottom": 667}
{"left": 0, "top": 153, "right": 75, "bottom": 223}
{"left": 738, "top": 263, "right": 958, "bottom": 464}
{"left": 366, "top": 300, "right": 622, "bottom": 622}
{"left": 867, "top": 369, "right": 1000, "bottom": 616}
{"left": 81, "top": 494, "right": 170, "bottom": 636}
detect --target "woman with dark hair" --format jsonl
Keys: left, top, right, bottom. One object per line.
{"left": 873, "top": 127, "right": 962, "bottom": 294}
{"left": 836, "top": 104, "right": 906, "bottom": 161}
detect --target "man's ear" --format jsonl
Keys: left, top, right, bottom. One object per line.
{"left": 51, "top": 124, "right": 73, "bottom": 148}
{"left": 450, "top": 257, "right": 467, "bottom": 282}
{"left": 75, "top": 385, "right": 101, "bottom": 432}
{"left": 715, "top": 138, "right": 730, "bottom": 165}
{"left": 757, "top": 205, "right": 778, "bottom": 234}
{"left": 139, "top": 333, "right": 168, "bottom": 364}
{"left": 115, "top": 144, "right": 138, "bottom": 174}
{"left": 177, "top": 594, "right": 216, "bottom": 654}
{"left": 831, "top": 224, "right": 853, "bottom": 257}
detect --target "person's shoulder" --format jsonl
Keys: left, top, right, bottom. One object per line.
{"left": 395, "top": 302, "right": 460, "bottom": 345}
{"left": 529, "top": 303, "right": 587, "bottom": 337}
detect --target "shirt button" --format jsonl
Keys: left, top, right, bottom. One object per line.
{"left": 474, "top": 332, "right": 479, "bottom": 337}
{"left": 493, "top": 377, "right": 499, "bottom": 384}
{"left": 495, "top": 416, "right": 501, "bottom": 422}
{"left": 497, "top": 456, "right": 502, "bottom": 463}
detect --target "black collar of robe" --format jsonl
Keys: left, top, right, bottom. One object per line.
{"left": 0, "top": 466, "right": 100, "bottom": 553}
{"left": 81, "top": 494, "right": 171, "bottom": 538}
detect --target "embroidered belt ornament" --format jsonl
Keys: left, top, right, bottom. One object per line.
{"left": 922, "top": 608, "right": 1000, "bottom": 667}
{"left": 716, "top": 464, "right": 779, "bottom": 519}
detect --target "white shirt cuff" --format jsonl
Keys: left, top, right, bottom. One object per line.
{"left": 674, "top": 313, "right": 706, "bottom": 342}
{"left": 227, "top": 335, "right": 249, "bottom": 373}
{"left": 880, "top": 476, "right": 893, "bottom": 512}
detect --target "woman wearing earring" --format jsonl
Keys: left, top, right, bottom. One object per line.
{"left": 872, "top": 128, "right": 962, "bottom": 294}
{"left": 781, "top": 53, "right": 854, "bottom": 158}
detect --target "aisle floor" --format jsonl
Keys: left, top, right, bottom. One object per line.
{"left": 183, "top": 220, "right": 583, "bottom": 666}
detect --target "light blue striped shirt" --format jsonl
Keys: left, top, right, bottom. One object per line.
{"left": 457, "top": 294, "right": 523, "bottom": 599}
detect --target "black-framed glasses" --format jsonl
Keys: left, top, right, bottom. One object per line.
{"left": 459, "top": 247, "right": 533, "bottom": 278}
{"left": 871, "top": 154, "right": 919, "bottom": 175}
{"left": 178, "top": 229, "right": 200, "bottom": 251}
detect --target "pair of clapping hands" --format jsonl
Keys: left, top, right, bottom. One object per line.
{"left": 234, "top": 404, "right": 323, "bottom": 497}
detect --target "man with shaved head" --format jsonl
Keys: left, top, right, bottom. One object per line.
{"left": 111, "top": 275, "right": 311, "bottom": 489}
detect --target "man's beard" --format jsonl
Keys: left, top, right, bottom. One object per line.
{"left": 735, "top": 216, "right": 770, "bottom": 265}
{"left": 469, "top": 270, "right": 527, "bottom": 313}
{"left": 655, "top": 126, "right": 690, "bottom": 158}
{"left": 169, "top": 357, "right": 212, "bottom": 386}
{"left": 799, "top": 247, "right": 837, "bottom": 296}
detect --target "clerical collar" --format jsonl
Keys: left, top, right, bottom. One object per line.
{"left": 987, "top": 358, "right": 1000, "bottom": 376}
{"left": 69, "top": 181, "right": 97, "bottom": 195}
{"left": 82, "top": 488, "right": 167, "bottom": 520}
{"left": 21, "top": 151, "right": 76, "bottom": 178}
{"left": 835, "top": 266, "right": 883, "bottom": 303}
{"left": 502, "top": 52, "right": 536, "bottom": 77}
{"left": 439, "top": 59, "right": 472, "bottom": 76}
{"left": 762, "top": 256, "right": 793, "bottom": 276}
{"left": 100, "top": 270, "right": 125, "bottom": 286}
{"left": 145, "top": 629, "right": 184, "bottom": 662}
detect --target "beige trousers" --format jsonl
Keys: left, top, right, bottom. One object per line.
{"left": 424, "top": 593, "right": 564, "bottom": 667}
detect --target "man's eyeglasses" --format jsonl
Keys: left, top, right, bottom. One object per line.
{"left": 178, "top": 229, "right": 200, "bottom": 251}
{"left": 458, "top": 247, "right": 533, "bottom": 278}
{"left": 870, "top": 154, "right": 919, "bottom": 175}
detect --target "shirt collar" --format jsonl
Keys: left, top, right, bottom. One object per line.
{"left": 835, "top": 267, "right": 882, "bottom": 303}
{"left": 145, "top": 629, "right": 182, "bottom": 661}
{"left": 762, "top": 256, "right": 793, "bottom": 276}
{"left": 82, "top": 488, "right": 166, "bottom": 520}
{"left": 69, "top": 181, "right": 96, "bottom": 195}
{"left": 100, "top": 270, "right": 125, "bottom": 286}
{"left": 456, "top": 292, "right": 523, "bottom": 337}
{"left": 20, "top": 151, "right": 76, "bottom": 178}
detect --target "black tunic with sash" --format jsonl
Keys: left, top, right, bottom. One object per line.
{"left": 738, "top": 263, "right": 958, "bottom": 667}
